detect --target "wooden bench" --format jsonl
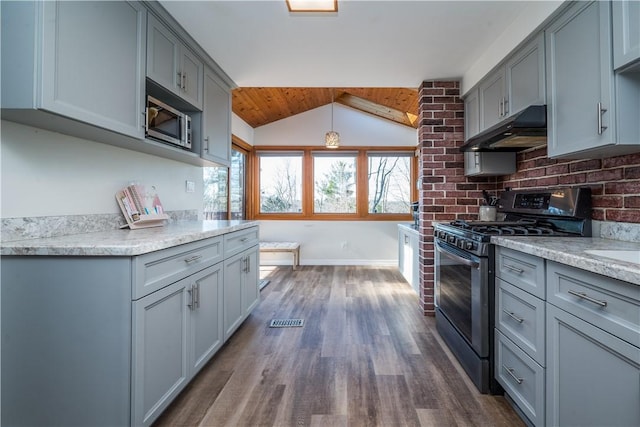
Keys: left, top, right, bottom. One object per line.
{"left": 259, "top": 241, "right": 300, "bottom": 270}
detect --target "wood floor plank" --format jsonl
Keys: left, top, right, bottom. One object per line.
{"left": 153, "top": 266, "right": 525, "bottom": 427}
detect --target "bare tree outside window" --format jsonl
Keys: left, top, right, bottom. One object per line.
{"left": 314, "top": 155, "right": 357, "bottom": 213}
{"left": 368, "top": 154, "right": 412, "bottom": 213}
{"left": 259, "top": 154, "right": 303, "bottom": 213}
{"left": 203, "top": 166, "right": 228, "bottom": 219}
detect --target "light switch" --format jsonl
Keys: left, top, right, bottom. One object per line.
{"left": 185, "top": 180, "right": 195, "bottom": 193}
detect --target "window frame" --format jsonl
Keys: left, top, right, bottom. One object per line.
{"left": 250, "top": 146, "right": 418, "bottom": 221}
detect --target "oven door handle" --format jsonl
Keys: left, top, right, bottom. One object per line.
{"left": 435, "top": 241, "right": 480, "bottom": 269}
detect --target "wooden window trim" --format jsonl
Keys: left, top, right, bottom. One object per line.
{"left": 249, "top": 146, "right": 417, "bottom": 221}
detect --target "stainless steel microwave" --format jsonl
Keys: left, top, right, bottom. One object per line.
{"left": 145, "top": 96, "right": 192, "bottom": 149}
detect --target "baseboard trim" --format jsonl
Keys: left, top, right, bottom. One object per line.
{"left": 260, "top": 259, "right": 397, "bottom": 267}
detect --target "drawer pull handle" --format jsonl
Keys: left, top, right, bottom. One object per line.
{"left": 240, "top": 237, "right": 249, "bottom": 242}
{"left": 568, "top": 290, "right": 607, "bottom": 307}
{"left": 504, "top": 264, "right": 524, "bottom": 274}
{"left": 184, "top": 255, "right": 203, "bottom": 264}
{"left": 503, "top": 309, "right": 524, "bottom": 323}
{"left": 503, "top": 365, "right": 523, "bottom": 384}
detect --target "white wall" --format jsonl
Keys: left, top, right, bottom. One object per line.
{"left": 1, "top": 121, "right": 203, "bottom": 218}
{"left": 461, "top": 0, "right": 564, "bottom": 95}
{"left": 259, "top": 220, "right": 402, "bottom": 266}
{"left": 254, "top": 105, "right": 417, "bottom": 265}
{"left": 255, "top": 103, "right": 417, "bottom": 147}
{"left": 232, "top": 112, "right": 254, "bottom": 145}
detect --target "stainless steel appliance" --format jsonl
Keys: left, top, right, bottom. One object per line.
{"left": 145, "top": 96, "right": 192, "bottom": 149}
{"left": 433, "top": 187, "right": 591, "bottom": 394}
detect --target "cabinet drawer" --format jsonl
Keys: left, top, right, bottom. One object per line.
{"left": 495, "top": 247, "right": 545, "bottom": 299}
{"left": 496, "top": 330, "right": 545, "bottom": 426}
{"left": 133, "top": 237, "right": 223, "bottom": 300}
{"left": 224, "top": 226, "right": 259, "bottom": 258}
{"left": 496, "top": 279, "right": 546, "bottom": 365}
{"left": 547, "top": 261, "right": 640, "bottom": 347}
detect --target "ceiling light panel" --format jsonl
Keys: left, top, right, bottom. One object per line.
{"left": 286, "top": 0, "right": 338, "bottom": 13}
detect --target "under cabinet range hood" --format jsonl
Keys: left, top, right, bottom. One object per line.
{"left": 460, "top": 105, "right": 547, "bottom": 152}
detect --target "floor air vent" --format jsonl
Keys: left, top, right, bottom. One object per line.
{"left": 269, "top": 319, "right": 304, "bottom": 328}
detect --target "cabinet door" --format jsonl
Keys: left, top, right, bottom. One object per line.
{"left": 147, "top": 14, "right": 180, "bottom": 96}
{"left": 464, "top": 151, "right": 516, "bottom": 176}
{"left": 545, "top": 1, "right": 615, "bottom": 158}
{"left": 243, "top": 246, "right": 260, "bottom": 316}
{"left": 224, "top": 251, "right": 245, "bottom": 340}
{"left": 202, "top": 69, "right": 232, "bottom": 165}
{"left": 189, "top": 263, "right": 224, "bottom": 376}
{"left": 132, "top": 280, "right": 189, "bottom": 427}
{"left": 506, "top": 33, "right": 545, "bottom": 116}
{"left": 479, "top": 68, "right": 506, "bottom": 131}
{"left": 40, "top": 1, "right": 146, "bottom": 138}
{"left": 546, "top": 304, "right": 640, "bottom": 427}
{"left": 464, "top": 87, "right": 480, "bottom": 139}
{"left": 613, "top": 0, "right": 640, "bottom": 70}
{"left": 180, "top": 47, "right": 204, "bottom": 110}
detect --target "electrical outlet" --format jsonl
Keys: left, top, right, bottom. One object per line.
{"left": 185, "top": 180, "right": 195, "bottom": 193}
{"left": 341, "top": 241, "right": 348, "bottom": 249}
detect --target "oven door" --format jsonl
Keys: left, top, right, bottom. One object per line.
{"left": 435, "top": 239, "right": 489, "bottom": 357}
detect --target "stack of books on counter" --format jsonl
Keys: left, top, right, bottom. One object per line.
{"left": 116, "top": 184, "right": 169, "bottom": 229}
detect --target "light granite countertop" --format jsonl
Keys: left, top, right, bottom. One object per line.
{"left": 0, "top": 220, "right": 258, "bottom": 257}
{"left": 492, "top": 236, "right": 640, "bottom": 286}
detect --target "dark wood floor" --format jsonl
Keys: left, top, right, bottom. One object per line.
{"left": 154, "top": 266, "right": 524, "bottom": 427}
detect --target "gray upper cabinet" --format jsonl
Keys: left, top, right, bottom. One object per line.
{"left": 464, "top": 87, "right": 480, "bottom": 139}
{"left": 613, "top": 0, "right": 640, "bottom": 70}
{"left": 147, "top": 14, "right": 204, "bottom": 110}
{"left": 505, "top": 33, "right": 545, "bottom": 115}
{"left": 202, "top": 68, "right": 232, "bottom": 166}
{"left": 479, "top": 68, "right": 506, "bottom": 131}
{"left": 546, "top": 0, "right": 639, "bottom": 159}
{"left": 1, "top": 1, "right": 146, "bottom": 139}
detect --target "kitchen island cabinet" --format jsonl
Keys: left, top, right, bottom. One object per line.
{"left": 398, "top": 224, "right": 419, "bottom": 295}
{"left": 1, "top": 222, "right": 259, "bottom": 427}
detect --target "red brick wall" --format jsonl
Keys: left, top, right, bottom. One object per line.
{"left": 417, "top": 81, "right": 467, "bottom": 316}
{"left": 500, "top": 148, "right": 640, "bottom": 223}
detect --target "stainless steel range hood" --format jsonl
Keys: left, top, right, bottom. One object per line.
{"left": 460, "top": 105, "right": 547, "bottom": 152}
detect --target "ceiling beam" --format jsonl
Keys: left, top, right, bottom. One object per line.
{"left": 336, "top": 93, "right": 418, "bottom": 128}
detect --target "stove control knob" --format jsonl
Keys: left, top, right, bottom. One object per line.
{"left": 447, "top": 235, "right": 456, "bottom": 244}
{"left": 438, "top": 231, "right": 447, "bottom": 239}
{"left": 465, "top": 241, "right": 476, "bottom": 251}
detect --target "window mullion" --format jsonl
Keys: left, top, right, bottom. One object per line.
{"left": 357, "top": 150, "right": 368, "bottom": 218}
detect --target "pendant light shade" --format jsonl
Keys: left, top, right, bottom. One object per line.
{"left": 325, "top": 89, "right": 340, "bottom": 149}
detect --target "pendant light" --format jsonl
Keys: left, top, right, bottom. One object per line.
{"left": 325, "top": 89, "right": 340, "bottom": 149}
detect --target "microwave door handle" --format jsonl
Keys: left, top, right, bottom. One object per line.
{"left": 435, "top": 241, "right": 480, "bottom": 269}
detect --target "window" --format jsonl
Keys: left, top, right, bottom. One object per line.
{"left": 203, "top": 140, "right": 250, "bottom": 220}
{"left": 254, "top": 147, "right": 417, "bottom": 220}
{"left": 368, "top": 153, "right": 412, "bottom": 214}
{"left": 313, "top": 152, "right": 357, "bottom": 214}
{"left": 203, "top": 167, "right": 228, "bottom": 220}
{"left": 258, "top": 152, "right": 303, "bottom": 213}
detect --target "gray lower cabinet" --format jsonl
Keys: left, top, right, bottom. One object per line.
{"left": 613, "top": 0, "right": 640, "bottom": 70}
{"left": 224, "top": 246, "right": 260, "bottom": 340}
{"left": 494, "top": 247, "right": 546, "bottom": 426}
{"left": 1, "top": 0, "right": 146, "bottom": 139}
{"left": 132, "top": 261, "right": 224, "bottom": 426}
{"left": 147, "top": 14, "right": 203, "bottom": 110}
{"left": 546, "top": 303, "right": 640, "bottom": 427}
{"left": 201, "top": 68, "right": 232, "bottom": 166}
{"left": 1, "top": 227, "right": 259, "bottom": 427}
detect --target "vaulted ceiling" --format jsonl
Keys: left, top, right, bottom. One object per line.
{"left": 232, "top": 87, "right": 419, "bottom": 128}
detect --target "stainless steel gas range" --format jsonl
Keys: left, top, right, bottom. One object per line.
{"left": 433, "top": 187, "right": 592, "bottom": 394}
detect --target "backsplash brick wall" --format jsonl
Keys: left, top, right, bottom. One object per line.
{"left": 499, "top": 148, "right": 640, "bottom": 223}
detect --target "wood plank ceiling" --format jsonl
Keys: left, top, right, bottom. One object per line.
{"left": 231, "top": 88, "right": 419, "bottom": 129}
